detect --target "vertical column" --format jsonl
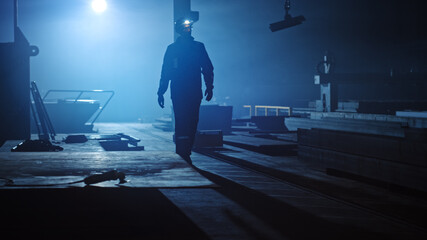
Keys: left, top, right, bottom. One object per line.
{"left": 173, "top": 0, "right": 191, "bottom": 41}
{"left": 173, "top": 0, "right": 199, "bottom": 41}
{"left": 14, "top": 0, "right": 18, "bottom": 40}
{"left": 320, "top": 83, "right": 337, "bottom": 112}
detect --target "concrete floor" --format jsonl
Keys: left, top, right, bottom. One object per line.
{"left": 0, "top": 123, "right": 426, "bottom": 240}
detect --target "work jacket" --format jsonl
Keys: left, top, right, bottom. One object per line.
{"left": 158, "top": 36, "right": 214, "bottom": 101}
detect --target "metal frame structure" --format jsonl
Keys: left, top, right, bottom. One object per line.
{"left": 42, "top": 89, "right": 115, "bottom": 125}
{"left": 244, "top": 105, "right": 292, "bottom": 117}
{"left": 31, "top": 81, "right": 56, "bottom": 141}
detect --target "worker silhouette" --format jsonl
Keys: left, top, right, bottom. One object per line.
{"left": 157, "top": 18, "right": 214, "bottom": 164}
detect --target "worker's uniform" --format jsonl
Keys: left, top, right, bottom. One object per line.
{"left": 157, "top": 35, "right": 214, "bottom": 157}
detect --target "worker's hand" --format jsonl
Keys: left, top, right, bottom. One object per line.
{"left": 158, "top": 94, "right": 164, "bottom": 108}
{"left": 205, "top": 89, "right": 213, "bottom": 101}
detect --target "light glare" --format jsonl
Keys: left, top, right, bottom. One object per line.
{"left": 92, "top": 0, "right": 107, "bottom": 13}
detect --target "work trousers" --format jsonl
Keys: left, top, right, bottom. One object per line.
{"left": 172, "top": 97, "right": 201, "bottom": 156}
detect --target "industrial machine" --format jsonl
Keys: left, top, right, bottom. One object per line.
{"left": 314, "top": 51, "right": 427, "bottom": 114}
{"left": 0, "top": 0, "right": 39, "bottom": 146}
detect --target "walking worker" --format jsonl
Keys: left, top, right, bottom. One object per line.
{"left": 157, "top": 18, "right": 214, "bottom": 164}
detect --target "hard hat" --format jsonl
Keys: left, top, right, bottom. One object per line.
{"left": 175, "top": 18, "right": 193, "bottom": 35}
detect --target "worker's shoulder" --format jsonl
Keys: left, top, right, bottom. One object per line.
{"left": 167, "top": 42, "right": 176, "bottom": 48}
{"left": 169, "top": 40, "right": 205, "bottom": 46}
{"left": 167, "top": 40, "right": 206, "bottom": 51}
{"left": 193, "top": 40, "right": 206, "bottom": 47}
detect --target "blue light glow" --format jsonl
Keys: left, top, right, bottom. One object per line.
{"left": 92, "top": 0, "right": 107, "bottom": 13}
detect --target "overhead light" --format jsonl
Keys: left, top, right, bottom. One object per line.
{"left": 270, "top": 0, "right": 305, "bottom": 32}
{"left": 92, "top": 0, "right": 107, "bottom": 13}
{"left": 270, "top": 15, "right": 306, "bottom": 32}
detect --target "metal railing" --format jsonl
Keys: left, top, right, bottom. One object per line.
{"left": 244, "top": 105, "right": 292, "bottom": 117}
{"left": 43, "top": 89, "right": 114, "bottom": 124}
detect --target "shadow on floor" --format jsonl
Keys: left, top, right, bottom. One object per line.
{"left": 0, "top": 188, "right": 209, "bottom": 240}
{"left": 194, "top": 167, "right": 419, "bottom": 240}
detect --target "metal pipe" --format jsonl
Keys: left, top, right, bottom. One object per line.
{"left": 74, "top": 92, "right": 84, "bottom": 103}
{"left": 91, "top": 90, "right": 115, "bottom": 124}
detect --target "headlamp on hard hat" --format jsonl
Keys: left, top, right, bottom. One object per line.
{"left": 175, "top": 18, "right": 194, "bottom": 34}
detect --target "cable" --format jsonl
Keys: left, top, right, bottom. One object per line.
{"left": 1, "top": 170, "right": 127, "bottom": 187}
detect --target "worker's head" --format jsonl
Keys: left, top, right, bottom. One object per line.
{"left": 175, "top": 18, "right": 193, "bottom": 36}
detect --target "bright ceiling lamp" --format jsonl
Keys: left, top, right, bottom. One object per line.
{"left": 92, "top": 0, "right": 107, "bottom": 13}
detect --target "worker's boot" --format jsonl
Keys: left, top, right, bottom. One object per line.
{"left": 176, "top": 137, "right": 192, "bottom": 165}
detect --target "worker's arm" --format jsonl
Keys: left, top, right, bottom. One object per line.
{"left": 200, "top": 43, "right": 214, "bottom": 101}
{"left": 157, "top": 46, "right": 172, "bottom": 108}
